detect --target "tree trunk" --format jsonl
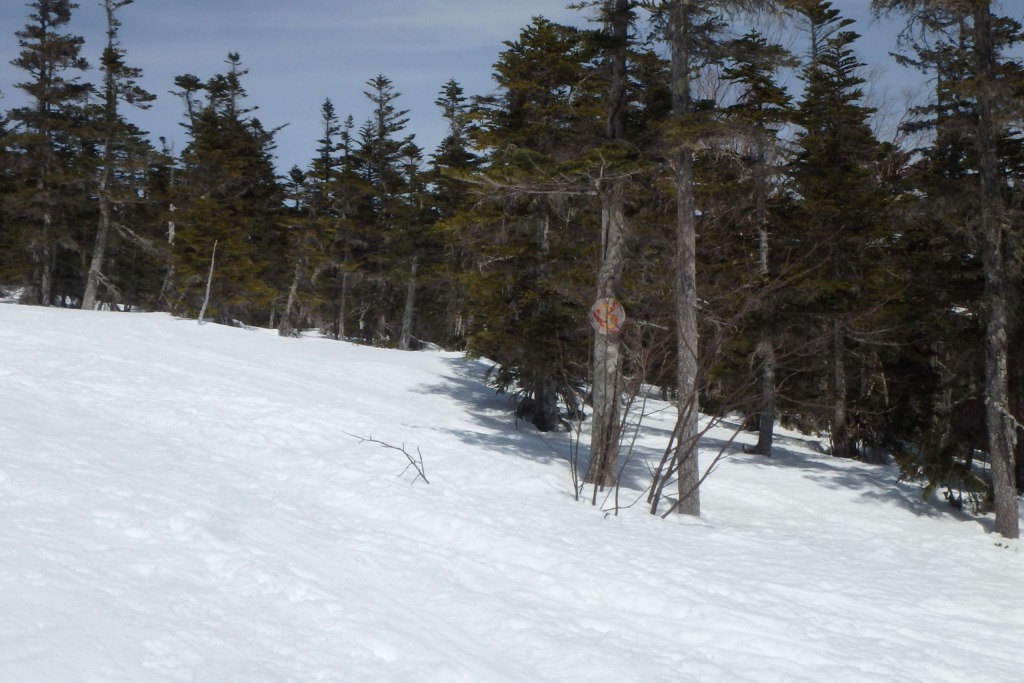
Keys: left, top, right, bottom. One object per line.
{"left": 337, "top": 269, "right": 348, "bottom": 340}
{"left": 754, "top": 339, "right": 776, "bottom": 455}
{"left": 973, "top": 3, "right": 1018, "bottom": 538}
{"left": 399, "top": 257, "right": 419, "bottom": 351}
{"left": 278, "top": 259, "right": 302, "bottom": 337}
{"left": 669, "top": 0, "right": 701, "bottom": 517}
{"left": 587, "top": 179, "right": 627, "bottom": 487}
{"left": 533, "top": 373, "right": 560, "bottom": 433}
{"left": 36, "top": 205, "right": 55, "bottom": 307}
{"left": 84, "top": 31, "right": 118, "bottom": 312}
{"left": 198, "top": 240, "right": 217, "bottom": 325}
{"left": 752, "top": 133, "right": 775, "bottom": 456}
{"left": 82, "top": 171, "right": 112, "bottom": 310}
{"left": 831, "top": 317, "right": 853, "bottom": 458}
{"left": 586, "top": 0, "right": 632, "bottom": 489}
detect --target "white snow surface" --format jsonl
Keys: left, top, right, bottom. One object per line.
{"left": 1, "top": 303, "right": 1022, "bottom": 683}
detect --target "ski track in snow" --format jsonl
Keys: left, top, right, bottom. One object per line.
{"left": 1, "top": 304, "right": 1022, "bottom": 682}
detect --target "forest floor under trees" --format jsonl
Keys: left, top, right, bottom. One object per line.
{"left": 1, "top": 300, "right": 1022, "bottom": 682}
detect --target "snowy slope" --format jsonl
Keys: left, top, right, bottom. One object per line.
{"left": 1, "top": 303, "right": 1021, "bottom": 682}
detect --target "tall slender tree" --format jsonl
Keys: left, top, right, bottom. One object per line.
{"left": 585, "top": 0, "right": 637, "bottom": 488}
{"left": 81, "top": 0, "right": 156, "bottom": 310}
{"left": 721, "top": 30, "right": 796, "bottom": 457}
{"left": 427, "top": 78, "right": 479, "bottom": 349}
{"left": 644, "top": 0, "right": 785, "bottom": 515}
{"left": 352, "top": 74, "right": 428, "bottom": 347}
{"left": 787, "top": 0, "right": 890, "bottom": 460}
{"left": 651, "top": 0, "right": 741, "bottom": 516}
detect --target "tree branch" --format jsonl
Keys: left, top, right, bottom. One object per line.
{"left": 342, "top": 430, "right": 430, "bottom": 484}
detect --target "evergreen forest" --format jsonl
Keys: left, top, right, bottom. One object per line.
{"left": 1, "top": 0, "right": 1022, "bottom": 537}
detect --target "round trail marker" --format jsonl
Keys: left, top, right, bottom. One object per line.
{"left": 590, "top": 297, "right": 626, "bottom": 335}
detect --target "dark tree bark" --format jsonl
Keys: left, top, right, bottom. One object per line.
{"left": 972, "top": 3, "right": 1018, "bottom": 539}
{"left": 399, "top": 257, "right": 419, "bottom": 351}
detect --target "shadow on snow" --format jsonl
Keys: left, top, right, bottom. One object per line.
{"left": 417, "top": 356, "right": 992, "bottom": 530}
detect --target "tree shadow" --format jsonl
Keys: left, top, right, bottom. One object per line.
{"left": 727, "top": 436, "right": 995, "bottom": 531}
{"left": 416, "top": 356, "right": 659, "bottom": 492}
{"left": 416, "top": 357, "right": 1004, "bottom": 532}
{"left": 414, "top": 356, "right": 577, "bottom": 466}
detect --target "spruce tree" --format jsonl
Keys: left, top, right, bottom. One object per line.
{"left": 322, "top": 111, "right": 373, "bottom": 341}
{"left": 353, "top": 74, "right": 424, "bottom": 346}
{"left": 272, "top": 100, "right": 348, "bottom": 338}
{"left": 719, "top": 30, "right": 796, "bottom": 457}
{"left": 427, "top": 79, "right": 479, "bottom": 350}
{"left": 786, "top": 0, "right": 891, "bottom": 460}
{"left": 81, "top": 0, "right": 156, "bottom": 311}
{"left": 462, "top": 17, "right": 602, "bottom": 432}
{"left": 294, "top": 98, "right": 342, "bottom": 336}
{"left": 3, "top": 0, "right": 92, "bottom": 306}
{"left": 168, "top": 54, "right": 285, "bottom": 325}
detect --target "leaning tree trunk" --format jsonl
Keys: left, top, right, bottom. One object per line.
{"left": 198, "top": 240, "right": 217, "bottom": 325}
{"left": 85, "top": 0, "right": 135, "bottom": 312}
{"left": 83, "top": 68, "right": 117, "bottom": 312}
{"left": 278, "top": 259, "right": 302, "bottom": 337}
{"left": 82, "top": 171, "right": 112, "bottom": 311}
{"left": 973, "top": 3, "right": 1018, "bottom": 539}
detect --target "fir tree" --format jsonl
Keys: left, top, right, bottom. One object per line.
{"left": 786, "top": 0, "right": 892, "bottom": 460}
{"left": 82, "top": 0, "right": 157, "bottom": 311}
{"left": 322, "top": 111, "right": 373, "bottom": 341}
{"left": 718, "top": 30, "right": 796, "bottom": 457}
{"left": 427, "top": 79, "right": 479, "bottom": 350}
{"left": 3, "top": 0, "right": 92, "bottom": 306}
{"left": 168, "top": 54, "right": 285, "bottom": 325}
{"left": 353, "top": 74, "right": 422, "bottom": 346}
{"left": 462, "top": 17, "right": 602, "bottom": 432}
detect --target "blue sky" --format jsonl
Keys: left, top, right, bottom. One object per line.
{"left": 0, "top": 1, "right": 1017, "bottom": 172}
{"left": 0, "top": 0, "right": 585, "bottom": 170}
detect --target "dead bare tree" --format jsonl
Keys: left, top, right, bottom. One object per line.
{"left": 198, "top": 240, "right": 217, "bottom": 325}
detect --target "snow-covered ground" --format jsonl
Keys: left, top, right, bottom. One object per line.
{"left": 1, "top": 302, "right": 1021, "bottom": 682}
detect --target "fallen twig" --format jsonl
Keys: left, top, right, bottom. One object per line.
{"left": 342, "top": 431, "right": 430, "bottom": 484}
